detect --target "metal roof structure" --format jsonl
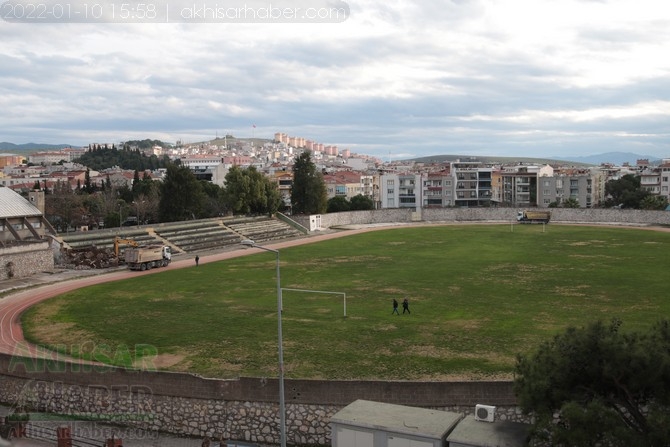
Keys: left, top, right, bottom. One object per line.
{"left": 0, "top": 187, "right": 42, "bottom": 219}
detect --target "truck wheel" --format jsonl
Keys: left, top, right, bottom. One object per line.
{"left": 140, "top": 263, "right": 146, "bottom": 271}
{"left": 147, "top": 263, "right": 153, "bottom": 270}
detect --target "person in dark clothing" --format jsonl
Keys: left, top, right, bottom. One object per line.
{"left": 392, "top": 298, "right": 399, "bottom": 315}
{"left": 195, "top": 255, "right": 200, "bottom": 266}
{"left": 402, "top": 297, "right": 410, "bottom": 314}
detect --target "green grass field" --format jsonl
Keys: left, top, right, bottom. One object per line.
{"left": 22, "top": 224, "right": 670, "bottom": 380}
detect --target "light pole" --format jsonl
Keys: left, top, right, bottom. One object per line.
{"left": 240, "top": 239, "right": 286, "bottom": 447}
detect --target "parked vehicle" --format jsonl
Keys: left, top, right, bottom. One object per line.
{"left": 516, "top": 210, "right": 551, "bottom": 224}
{"left": 124, "top": 245, "right": 171, "bottom": 270}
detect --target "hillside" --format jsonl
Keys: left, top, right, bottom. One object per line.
{"left": 0, "top": 142, "right": 71, "bottom": 153}
{"left": 408, "top": 154, "right": 594, "bottom": 166}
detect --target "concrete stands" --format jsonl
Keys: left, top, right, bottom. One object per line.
{"left": 154, "top": 220, "right": 240, "bottom": 253}
{"left": 226, "top": 217, "right": 303, "bottom": 244}
{"left": 58, "top": 216, "right": 306, "bottom": 260}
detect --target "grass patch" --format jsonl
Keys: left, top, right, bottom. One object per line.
{"left": 22, "top": 225, "right": 670, "bottom": 380}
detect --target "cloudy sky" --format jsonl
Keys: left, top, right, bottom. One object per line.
{"left": 1, "top": 0, "right": 669, "bottom": 160}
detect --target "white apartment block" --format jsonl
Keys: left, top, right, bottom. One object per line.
{"left": 179, "top": 156, "right": 229, "bottom": 186}
{"left": 380, "top": 173, "right": 422, "bottom": 209}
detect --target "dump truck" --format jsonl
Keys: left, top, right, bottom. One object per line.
{"left": 516, "top": 210, "right": 551, "bottom": 224}
{"left": 124, "top": 245, "right": 172, "bottom": 271}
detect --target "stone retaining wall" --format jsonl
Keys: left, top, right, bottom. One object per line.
{"left": 295, "top": 208, "right": 670, "bottom": 229}
{"left": 0, "top": 241, "right": 53, "bottom": 280}
{"left": 0, "top": 353, "right": 518, "bottom": 445}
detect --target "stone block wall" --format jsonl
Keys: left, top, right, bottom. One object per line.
{"left": 0, "top": 241, "right": 53, "bottom": 280}
{"left": 0, "top": 353, "right": 518, "bottom": 446}
{"left": 292, "top": 208, "right": 670, "bottom": 230}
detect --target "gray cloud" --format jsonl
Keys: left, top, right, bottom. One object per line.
{"left": 0, "top": 0, "right": 669, "bottom": 159}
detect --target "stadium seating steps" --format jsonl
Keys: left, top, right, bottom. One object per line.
{"left": 60, "top": 216, "right": 305, "bottom": 255}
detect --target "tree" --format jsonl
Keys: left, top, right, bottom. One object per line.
{"left": 350, "top": 194, "right": 374, "bottom": 211}
{"left": 200, "top": 181, "right": 226, "bottom": 217}
{"left": 561, "top": 197, "right": 579, "bottom": 208}
{"left": 640, "top": 195, "right": 668, "bottom": 210}
{"left": 45, "top": 180, "right": 85, "bottom": 232}
{"left": 515, "top": 319, "right": 670, "bottom": 446}
{"left": 132, "top": 170, "right": 141, "bottom": 195}
{"left": 262, "top": 175, "right": 282, "bottom": 216}
{"left": 604, "top": 174, "right": 650, "bottom": 209}
{"left": 223, "top": 165, "right": 251, "bottom": 214}
{"left": 83, "top": 168, "right": 94, "bottom": 194}
{"left": 291, "top": 151, "right": 327, "bottom": 215}
{"left": 327, "top": 196, "right": 350, "bottom": 213}
{"left": 224, "top": 166, "right": 282, "bottom": 216}
{"left": 159, "top": 164, "right": 206, "bottom": 222}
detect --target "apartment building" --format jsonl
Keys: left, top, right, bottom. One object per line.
{"left": 491, "top": 165, "right": 553, "bottom": 208}
{"left": 539, "top": 170, "right": 602, "bottom": 208}
{"left": 28, "top": 147, "right": 86, "bottom": 165}
{"left": 451, "top": 161, "right": 492, "bottom": 207}
{"left": 268, "top": 170, "right": 293, "bottom": 212}
{"left": 640, "top": 167, "right": 661, "bottom": 195}
{"left": 380, "top": 173, "right": 422, "bottom": 209}
{"left": 422, "top": 170, "right": 453, "bottom": 207}
{"left": 660, "top": 161, "right": 670, "bottom": 201}
{"left": 493, "top": 165, "right": 605, "bottom": 208}
{"left": 179, "top": 156, "right": 229, "bottom": 185}
{"left": 323, "top": 171, "right": 372, "bottom": 200}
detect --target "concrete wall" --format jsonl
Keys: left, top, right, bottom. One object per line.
{"left": 292, "top": 209, "right": 414, "bottom": 230}
{"left": 0, "top": 353, "right": 518, "bottom": 446}
{"left": 422, "top": 208, "right": 670, "bottom": 225}
{"left": 0, "top": 241, "right": 53, "bottom": 280}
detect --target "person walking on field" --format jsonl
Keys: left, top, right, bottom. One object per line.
{"left": 402, "top": 297, "right": 410, "bottom": 314}
{"left": 392, "top": 298, "right": 399, "bottom": 315}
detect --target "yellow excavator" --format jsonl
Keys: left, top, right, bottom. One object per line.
{"left": 113, "top": 236, "right": 139, "bottom": 258}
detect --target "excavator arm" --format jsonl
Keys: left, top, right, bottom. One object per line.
{"left": 114, "top": 237, "right": 139, "bottom": 257}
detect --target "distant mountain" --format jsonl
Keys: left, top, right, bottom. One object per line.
{"left": 552, "top": 152, "right": 663, "bottom": 166}
{"left": 408, "top": 154, "right": 593, "bottom": 166}
{"left": 0, "top": 142, "right": 71, "bottom": 152}
{"left": 410, "top": 152, "right": 666, "bottom": 166}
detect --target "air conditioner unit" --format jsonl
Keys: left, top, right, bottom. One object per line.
{"left": 475, "top": 404, "right": 496, "bottom": 422}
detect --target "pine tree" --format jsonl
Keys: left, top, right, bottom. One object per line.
{"left": 291, "top": 151, "right": 327, "bottom": 214}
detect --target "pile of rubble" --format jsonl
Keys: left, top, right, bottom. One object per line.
{"left": 57, "top": 246, "right": 120, "bottom": 270}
